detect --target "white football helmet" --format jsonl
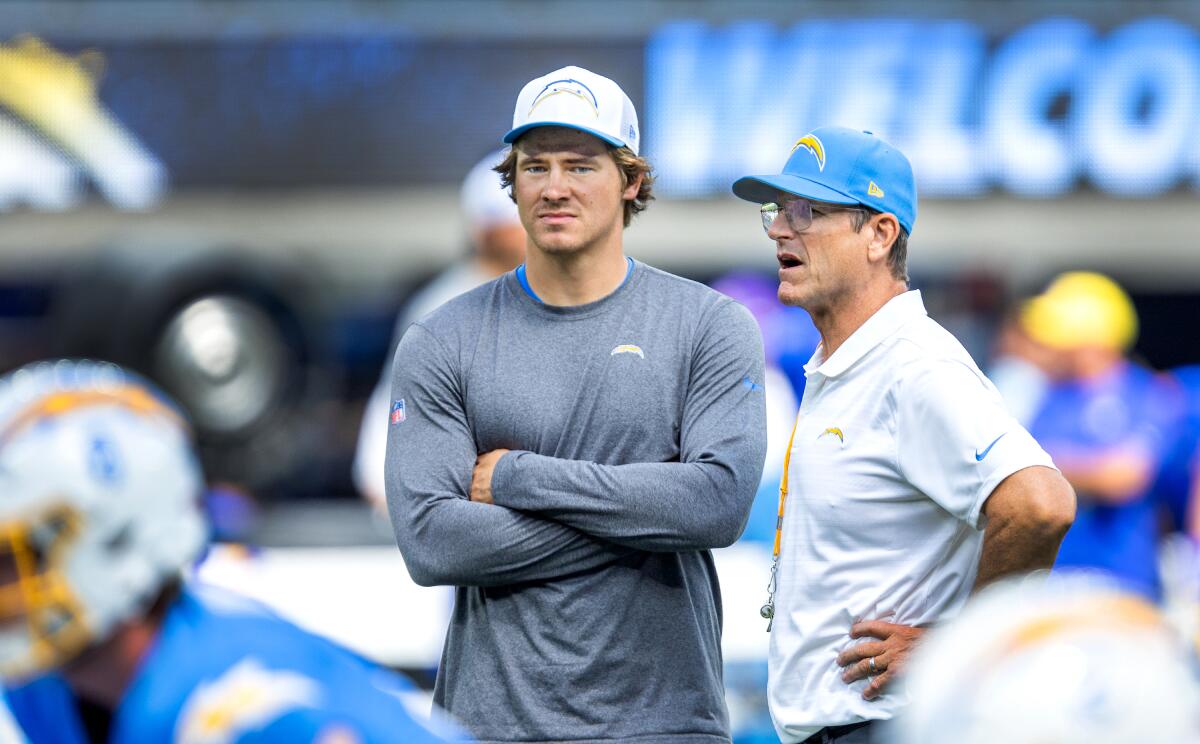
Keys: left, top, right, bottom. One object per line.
{"left": 888, "top": 573, "right": 1200, "bottom": 744}
{"left": 0, "top": 360, "right": 206, "bottom": 679}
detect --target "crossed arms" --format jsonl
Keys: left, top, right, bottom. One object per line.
{"left": 385, "top": 304, "right": 767, "bottom": 588}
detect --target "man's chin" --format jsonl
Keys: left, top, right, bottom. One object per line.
{"left": 777, "top": 284, "right": 808, "bottom": 308}
{"left": 532, "top": 235, "right": 585, "bottom": 255}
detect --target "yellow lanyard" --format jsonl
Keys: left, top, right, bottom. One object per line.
{"left": 761, "top": 413, "right": 800, "bottom": 631}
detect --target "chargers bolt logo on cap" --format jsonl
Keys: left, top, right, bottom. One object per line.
{"left": 503, "top": 65, "right": 640, "bottom": 154}
{"left": 528, "top": 78, "right": 600, "bottom": 118}
{"left": 790, "top": 133, "right": 826, "bottom": 172}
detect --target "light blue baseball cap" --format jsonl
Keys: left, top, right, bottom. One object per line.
{"left": 732, "top": 126, "right": 917, "bottom": 234}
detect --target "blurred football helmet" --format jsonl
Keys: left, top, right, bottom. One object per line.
{"left": 0, "top": 360, "right": 206, "bottom": 678}
{"left": 1020, "top": 271, "right": 1138, "bottom": 352}
{"left": 888, "top": 573, "right": 1200, "bottom": 744}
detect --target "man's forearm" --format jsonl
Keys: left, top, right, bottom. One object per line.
{"left": 973, "top": 465, "right": 1075, "bottom": 591}
{"left": 974, "top": 513, "right": 1065, "bottom": 589}
{"left": 490, "top": 452, "right": 760, "bottom": 551}
{"left": 393, "top": 495, "right": 633, "bottom": 587}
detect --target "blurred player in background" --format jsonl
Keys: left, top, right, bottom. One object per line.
{"left": 1150, "top": 362, "right": 1200, "bottom": 539}
{"left": 354, "top": 150, "right": 525, "bottom": 510}
{"left": 888, "top": 573, "right": 1200, "bottom": 744}
{"left": 0, "top": 361, "right": 466, "bottom": 744}
{"left": 386, "top": 66, "right": 766, "bottom": 742}
{"left": 1020, "top": 272, "right": 1176, "bottom": 600}
{"left": 732, "top": 126, "right": 1075, "bottom": 743}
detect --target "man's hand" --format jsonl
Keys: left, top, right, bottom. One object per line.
{"left": 836, "top": 620, "right": 925, "bottom": 700}
{"left": 470, "top": 449, "right": 510, "bottom": 505}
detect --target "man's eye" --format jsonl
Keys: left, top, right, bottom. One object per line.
{"left": 524, "top": 165, "right": 546, "bottom": 174}
{"left": 570, "top": 166, "right": 594, "bottom": 174}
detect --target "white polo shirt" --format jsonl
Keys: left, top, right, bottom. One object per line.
{"left": 768, "top": 291, "right": 1054, "bottom": 743}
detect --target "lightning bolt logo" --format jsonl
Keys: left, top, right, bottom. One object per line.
{"left": 819, "top": 427, "right": 844, "bottom": 444}
{"left": 529, "top": 78, "right": 600, "bottom": 118}
{"left": 790, "top": 133, "right": 826, "bottom": 172}
{"left": 610, "top": 344, "right": 645, "bottom": 359}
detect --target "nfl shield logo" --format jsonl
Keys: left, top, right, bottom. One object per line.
{"left": 390, "top": 399, "right": 407, "bottom": 425}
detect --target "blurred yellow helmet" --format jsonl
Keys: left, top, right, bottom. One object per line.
{"left": 1020, "top": 271, "right": 1137, "bottom": 351}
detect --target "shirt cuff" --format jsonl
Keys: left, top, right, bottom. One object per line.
{"left": 970, "top": 454, "right": 1058, "bottom": 529}
{"left": 489, "top": 449, "right": 528, "bottom": 507}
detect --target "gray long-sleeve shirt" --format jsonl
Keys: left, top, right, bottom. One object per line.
{"left": 386, "top": 261, "right": 767, "bottom": 744}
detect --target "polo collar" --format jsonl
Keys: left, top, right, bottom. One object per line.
{"left": 804, "top": 290, "right": 927, "bottom": 379}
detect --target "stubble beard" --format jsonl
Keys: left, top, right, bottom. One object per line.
{"left": 530, "top": 212, "right": 621, "bottom": 259}
{"left": 534, "top": 232, "right": 589, "bottom": 256}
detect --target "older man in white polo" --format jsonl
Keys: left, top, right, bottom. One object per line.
{"left": 733, "top": 127, "right": 1076, "bottom": 743}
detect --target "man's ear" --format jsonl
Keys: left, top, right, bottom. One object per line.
{"left": 622, "top": 172, "right": 643, "bottom": 201}
{"left": 866, "top": 213, "right": 900, "bottom": 265}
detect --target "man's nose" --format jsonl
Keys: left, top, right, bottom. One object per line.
{"left": 766, "top": 210, "right": 793, "bottom": 241}
{"left": 542, "top": 166, "right": 570, "bottom": 200}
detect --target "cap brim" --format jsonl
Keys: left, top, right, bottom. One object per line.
{"left": 502, "top": 122, "right": 626, "bottom": 149}
{"left": 731, "top": 174, "right": 859, "bottom": 206}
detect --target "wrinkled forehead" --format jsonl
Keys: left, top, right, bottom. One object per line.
{"left": 513, "top": 126, "right": 611, "bottom": 159}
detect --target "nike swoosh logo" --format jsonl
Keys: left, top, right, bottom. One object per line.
{"left": 975, "top": 433, "right": 1006, "bottom": 461}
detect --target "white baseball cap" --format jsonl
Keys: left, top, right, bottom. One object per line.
{"left": 460, "top": 149, "right": 519, "bottom": 231}
{"left": 502, "top": 65, "right": 640, "bottom": 154}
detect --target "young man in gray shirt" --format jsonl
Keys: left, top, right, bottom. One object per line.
{"left": 385, "top": 66, "right": 767, "bottom": 743}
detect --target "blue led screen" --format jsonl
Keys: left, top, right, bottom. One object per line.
{"left": 646, "top": 18, "right": 1200, "bottom": 198}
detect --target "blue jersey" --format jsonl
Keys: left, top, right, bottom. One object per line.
{"left": 6, "top": 584, "right": 467, "bottom": 743}
{"left": 1029, "top": 362, "right": 1173, "bottom": 598}
{"left": 1150, "top": 365, "right": 1200, "bottom": 532}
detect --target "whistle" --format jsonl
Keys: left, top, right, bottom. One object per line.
{"left": 760, "top": 604, "right": 773, "bottom": 619}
